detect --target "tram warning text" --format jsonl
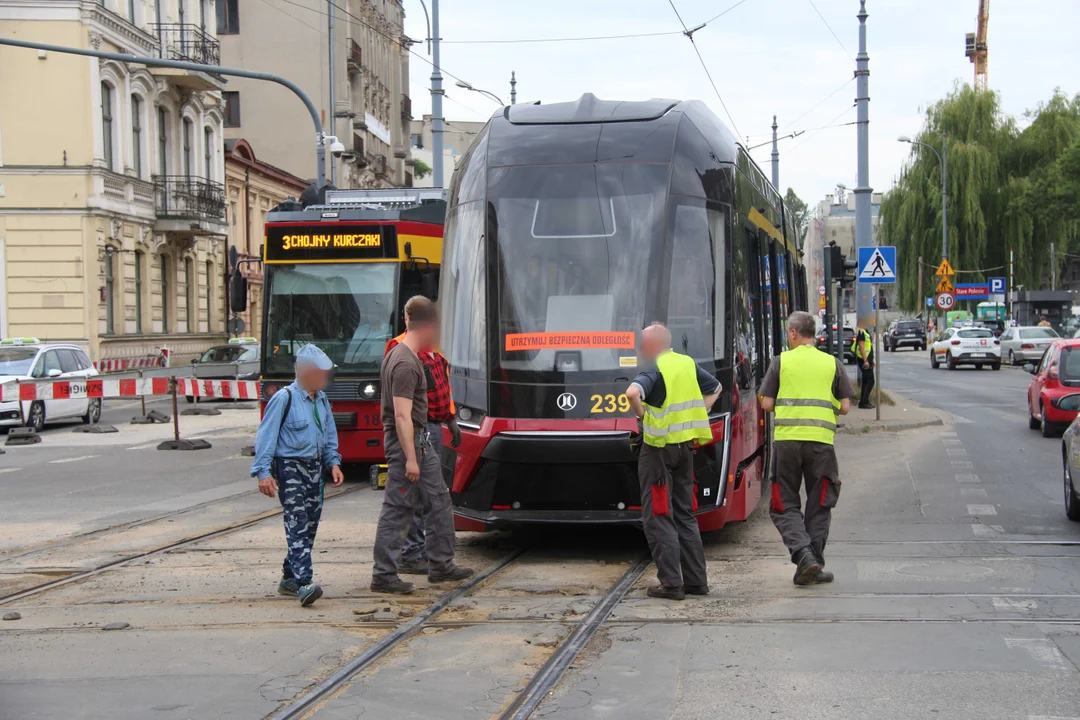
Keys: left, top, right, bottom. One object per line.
{"left": 504, "top": 331, "right": 635, "bottom": 351}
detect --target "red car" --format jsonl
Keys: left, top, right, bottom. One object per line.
{"left": 1027, "top": 338, "right": 1080, "bottom": 437}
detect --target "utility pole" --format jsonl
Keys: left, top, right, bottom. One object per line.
{"left": 1051, "top": 242, "right": 1057, "bottom": 290}
{"left": 941, "top": 132, "right": 948, "bottom": 259}
{"left": 917, "top": 255, "right": 923, "bottom": 317}
{"left": 824, "top": 245, "right": 834, "bottom": 357}
{"left": 327, "top": 0, "right": 336, "bottom": 185}
{"left": 854, "top": 0, "right": 873, "bottom": 331}
{"left": 430, "top": 0, "right": 445, "bottom": 188}
{"left": 771, "top": 115, "right": 779, "bottom": 189}
{"left": 510, "top": 71, "right": 517, "bottom": 105}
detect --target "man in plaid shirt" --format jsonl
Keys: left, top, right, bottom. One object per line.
{"left": 384, "top": 331, "right": 461, "bottom": 575}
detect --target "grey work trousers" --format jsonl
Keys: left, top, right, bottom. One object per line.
{"left": 769, "top": 440, "right": 841, "bottom": 564}
{"left": 400, "top": 421, "right": 444, "bottom": 564}
{"left": 638, "top": 442, "right": 709, "bottom": 589}
{"left": 371, "top": 428, "right": 456, "bottom": 583}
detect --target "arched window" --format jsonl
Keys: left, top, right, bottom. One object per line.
{"left": 182, "top": 118, "right": 193, "bottom": 179}
{"left": 205, "top": 259, "right": 214, "bottom": 331}
{"left": 104, "top": 249, "right": 116, "bottom": 334}
{"left": 185, "top": 256, "right": 195, "bottom": 332}
{"left": 134, "top": 250, "right": 145, "bottom": 333}
{"left": 160, "top": 254, "right": 170, "bottom": 333}
{"left": 203, "top": 127, "right": 214, "bottom": 181}
{"left": 101, "top": 82, "right": 115, "bottom": 171}
{"left": 157, "top": 106, "right": 169, "bottom": 176}
{"left": 131, "top": 95, "right": 143, "bottom": 178}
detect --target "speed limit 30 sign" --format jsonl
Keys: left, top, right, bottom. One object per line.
{"left": 935, "top": 292, "right": 955, "bottom": 310}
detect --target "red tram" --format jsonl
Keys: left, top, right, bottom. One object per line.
{"left": 436, "top": 95, "right": 808, "bottom": 531}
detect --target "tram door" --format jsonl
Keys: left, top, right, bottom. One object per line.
{"left": 744, "top": 225, "right": 768, "bottom": 382}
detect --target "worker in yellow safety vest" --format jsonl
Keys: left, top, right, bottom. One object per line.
{"left": 851, "top": 327, "right": 875, "bottom": 409}
{"left": 626, "top": 323, "right": 721, "bottom": 601}
{"left": 760, "top": 311, "right": 855, "bottom": 585}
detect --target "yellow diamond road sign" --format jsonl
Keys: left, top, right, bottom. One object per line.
{"left": 936, "top": 258, "right": 955, "bottom": 277}
{"left": 936, "top": 277, "right": 954, "bottom": 294}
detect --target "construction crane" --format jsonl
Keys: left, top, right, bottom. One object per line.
{"left": 965, "top": 0, "right": 990, "bottom": 91}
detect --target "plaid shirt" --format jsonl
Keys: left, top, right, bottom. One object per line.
{"left": 385, "top": 335, "right": 456, "bottom": 422}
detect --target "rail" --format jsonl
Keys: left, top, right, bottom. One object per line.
{"left": 153, "top": 23, "right": 220, "bottom": 66}
{"left": 153, "top": 175, "right": 226, "bottom": 220}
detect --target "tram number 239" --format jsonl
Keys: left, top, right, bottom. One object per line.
{"left": 590, "top": 393, "right": 631, "bottom": 414}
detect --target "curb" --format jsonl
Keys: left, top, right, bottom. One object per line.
{"left": 837, "top": 417, "right": 945, "bottom": 435}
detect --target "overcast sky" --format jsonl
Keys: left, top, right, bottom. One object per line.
{"left": 402, "top": 0, "right": 1079, "bottom": 207}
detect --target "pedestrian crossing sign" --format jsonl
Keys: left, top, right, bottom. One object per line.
{"left": 857, "top": 246, "right": 897, "bottom": 284}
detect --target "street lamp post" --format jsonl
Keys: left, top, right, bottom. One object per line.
{"left": 899, "top": 133, "right": 948, "bottom": 261}
{"left": 455, "top": 80, "right": 503, "bottom": 106}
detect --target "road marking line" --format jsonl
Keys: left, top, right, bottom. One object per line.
{"left": 940, "top": 431, "right": 957, "bottom": 437}
{"left": 952, "top": 461, "right": 974, "bottom": 470}
{"left": 952, "top": 414, "right": 974, "bottom": 424}
{"left": 942, "top": 439, "right": 962, "bottom": 446}
{"left": 961, "top": 488, "right": 988, "bottom": 497}
{"left": 971, "top": 524, "right": 999, "bottom": 537}
{"left": 947, "top": 448, "right": 968, "bottom": 457}
{"left": 956, "top": 474, "right": 980, "bottom": 483}
{"left": 127, "top": 442, "right": 161, "bottom": 450}
{"left": 1027, "top": 716, "right": 1080, "bottom": 719}
{"left": 968, "top": 504, "right": 997, "bottom": 516}
{"left": 0, "top": 468, "right": 21, "bottom": 474}
{"left": 993, "top": 597, "right": 1038, "bottom": 611}
{"left": 1005, "top": 638, "right": 1071, "bottom": 671}
{"left": 48, "top": 455, "right": 100, "bottom": 464}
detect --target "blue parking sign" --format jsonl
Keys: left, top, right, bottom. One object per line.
{"left": 989, "top": 277, "right": 1006, "bottom": 294}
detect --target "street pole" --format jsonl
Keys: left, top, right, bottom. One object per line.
{"left": 824, "top": 249, "right": 833, "bottom": 356}
{"left": 1009, "top": 247, "right": 1015, "bottom": 320}
{"left": 942, "top": 131, "right": 948, "bottom": 259}
{"left": 875, "top": 297, "right": 881, "bottom": 421}
{"left": 327, "top": 0, "right": 336, "bottom": 185}
{"left": 510, "top": 71, "right": 517, "bottom": 105}
{"left": 854, "top": 0, "right": 873, "bottom": 331}
{"left": 1051, "top": 242, "right": 1057, "bottom": 290}
{"left": 430, "top": 0, "right": 445, "bottom": 188}
{"left": 771, "top": 115, "right": 779, "bottom": 189}
{"left": 917, "top": 255, "right": 923, "bottom": 318}
{"left": 0, "top": 38, "right": 327, "bottom": 186}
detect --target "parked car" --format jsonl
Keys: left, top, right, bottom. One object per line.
{"left": 1024, "top": 339, "right": 1080, "bottom": 437}
{"left": 885, "top": 319, "right": 927, "bottom": 352}
{"left": 930, "top": 326, "right": 1001, "bottom": 370}
{"left": 187, "top": 337, "right": 259, "bottom": 402}
{"left": 1056, "top": 393, "right": 1080, "bottom": 520}
{"left": 1000, "top": 326, "right": 1060, "bottom": 365}
{"left": 0, "top": 338, "right": 100, "bottom": 431}
{"left": 816, "top": 326, "right": 856, "bottom": 364}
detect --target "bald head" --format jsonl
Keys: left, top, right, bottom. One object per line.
{"left": 639, "top": 323, "right": 672, "bottom": 362}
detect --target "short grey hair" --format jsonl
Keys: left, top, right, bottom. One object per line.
{"left": 787, "top": 311, "right": 817, "bottom": 339}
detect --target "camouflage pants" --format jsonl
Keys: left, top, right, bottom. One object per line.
{"left": 276, "top": 457, "right": 324, "bottom": 587}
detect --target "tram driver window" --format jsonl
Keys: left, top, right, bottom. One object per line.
{"left": 667, "top": 203, "right": 716, "bottom": 362}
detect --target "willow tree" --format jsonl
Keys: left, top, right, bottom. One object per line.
{"left": 881, "top": 86, "right": 1080, "bottom": 311}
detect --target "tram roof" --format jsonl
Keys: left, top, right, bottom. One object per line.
{"left": 266, "top": 188, "right": 447, "bottom": 226}
{"left": 505, "top": 94, "right": 679, "bottom": 125}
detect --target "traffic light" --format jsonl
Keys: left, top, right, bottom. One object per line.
{"left": 838, "top": 256, "right": 858, "bottom": 287}
{"left": 826, "top": 244, "right": 844, "bottom": 279}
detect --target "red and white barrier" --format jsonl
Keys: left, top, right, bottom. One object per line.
{"left": 94, "top": 355, "right": 168, "bottom": 373}
{"left": 0, "top": 377, "right": 170, "bottom": 403}
{"left": 177, "top": 378, "right": 259, "bottom": 400}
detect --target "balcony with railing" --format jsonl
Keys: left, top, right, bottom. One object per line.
{"left": 153, "top": 175, "right": 227, "bottom": 233}
{"left": 347, "top": 40, "right": 362, "bottom": 76}
{"left": 151, "top": 23, "right": 222, "bottom": 89}
{"left": 401, "top": 95, "right": 412, "bottom": 120}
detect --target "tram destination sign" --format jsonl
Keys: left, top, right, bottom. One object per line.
{"left": 263, "top": 224, "right": 399, "bottom": 263}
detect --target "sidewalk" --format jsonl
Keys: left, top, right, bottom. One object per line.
{"left": 836, "top": 390, "right": 947, "bottom": 435}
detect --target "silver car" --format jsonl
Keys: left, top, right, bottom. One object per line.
{"left": 1000, "top": 326, "right": 1060, "bottom": 365}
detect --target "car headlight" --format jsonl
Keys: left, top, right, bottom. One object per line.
{"left": 360, "top": 383, "right": 378, "bottom": 399}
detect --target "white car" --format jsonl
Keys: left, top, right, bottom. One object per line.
{"left": 1000, "top": 326, "right": 1059, "bottom": 365}
{"left": 930, "top": 326, "right": 1002, "bottom": 370}
{"left": 0, "top": 338, "right": 101, "bottom": 431}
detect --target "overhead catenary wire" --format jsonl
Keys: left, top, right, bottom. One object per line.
{"left": 784, "top": 103, "right": 856, "bottom": 157}
{"left": 807, "top": 0, "right": 855, "bottom": 63}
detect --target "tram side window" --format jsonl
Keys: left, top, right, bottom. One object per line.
{"left": 708, "top": 207, "right": 727, "bottom": 361}
{"left": 744, "top": 226, "right": 765, "bottom": 379}
{"left": 441, "top": 201, "right": 486, "bottom": 374}
{"left": 667, "top": 202, "right": 715, "bottom": 361}
{"left": 730, "top": 226, "right": 753, "bottom": 390}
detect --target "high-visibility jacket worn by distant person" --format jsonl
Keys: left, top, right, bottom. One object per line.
{"left": 774, "top": 344, "right": 843, "bottom": 445}
{"left": 642, "top": 351, "right": 712, "bottom": 447}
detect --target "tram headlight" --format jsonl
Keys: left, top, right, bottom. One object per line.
{"left": 458, "top": 407, "right": 473, "bottom": 422}
{"left": 360, "top": 382, "right": 378, "bottom": 399}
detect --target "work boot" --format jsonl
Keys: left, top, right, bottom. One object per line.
{"left": 647, "top": 585, "right": 686, "bottom": 600}
{"left": 813, "top": 568, "right": 835, "bottom": 583}
{"left": 858, "top": 403, "right": 875, "bottom": 410}
{"left": 792, "top": 547, "right": 823, "bottom": 586}
{"left": 428, "top": 566, "right": 475, "bottom": 583}
{"left": 298, "top": 583, "right": 323, "bottom": 607}
{"left": 398, "top": 558, "right": 430, "bottom": 575}
{"left": 278, "top": 576, "right": 300, "bottom": 596}
{"left": 682, "top": 585, "right": 710, "bottom": 596}
{"left": 370, "top": 579, "right": 415, "bottom": 595}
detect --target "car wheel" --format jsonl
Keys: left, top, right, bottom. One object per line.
{"left": 930, "top": 350, "right": 940, "bottom": 369}
{"left": 1042, "top": 403, "right": 1057, "bottom": 438}
{"left": 920, "top": 344, "right": 927, "bottom": 351}
{"left": 82, "top": 397, "right": 101, "bottom": 425}
{"left": 26, "top": 401, "right": 45, "bottom": 433}
{"left": 991, "top": 362, "right": 1001, "bottom": 371}
{"left": 947, "top": 352, "right": 958, "bottom": 370}
{"left": 1065, "top": 450, "right": 1080, "bottom": 521}
{"left": 1030, "top": 410, "right": 1041, "bottom": 430}
{"left": 1008, "top": 350, "right": 1017, "bottom": 366}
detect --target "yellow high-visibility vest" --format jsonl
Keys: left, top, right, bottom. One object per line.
{"left": 642, "top": 350, "right": 713, "bottom": 448}
{"left": 774, "top": 344, "right": 842, "bottom": 445}
{"left": 851, "top": 330, "right": 872, "bottom": 358}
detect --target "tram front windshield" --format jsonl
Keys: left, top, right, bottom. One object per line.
{"left": 490, "top": 163, "right": 665, "bottom": 377}
{"left": 263, "top": 263, "right": 396, "bottom": 375}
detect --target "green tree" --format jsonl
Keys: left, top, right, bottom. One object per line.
{"left": 880, "top": 86, "right": 1080, "bottom": 311}
{"left": 783, "top": 187, "right": 810, "bottom": 246}
{"left": 412, "top": 158, "right": 432, "bottom": 180}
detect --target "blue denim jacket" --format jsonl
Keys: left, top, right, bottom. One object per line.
{"left": 250, "top": 382, "right": 342, "bottom": 479}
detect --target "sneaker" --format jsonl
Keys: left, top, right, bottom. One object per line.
{"left": 298, "top": 583, "right": 323, "bottom": 607}
{"left": 278, "top": 577, "right": 300, "bottom": 596}
{"left": 399, "top": 559, "right": 430, "bottom": 575}
{"left": 370, "top": 579, "right": 415, "bottom": 594}
{"left": 647, "top": 584, "right": 686, "bottom": 601}
{"left": 793, "top": 548, "right": 823, "bottom": 586}
{"left": 428, "top": 566, "right": 475, "bottom": 583}
{"left": 682, "top": 585, "right": 710, "bottom": 596}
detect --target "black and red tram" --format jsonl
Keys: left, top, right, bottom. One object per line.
{"left": 438, "top": 94, "right": 808, "bottom": 532}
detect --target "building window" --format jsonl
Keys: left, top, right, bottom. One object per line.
{"left": 104, "top": 250, "right": 116, "bottom": 335}
{"left": 128, "top": 0, "right": 137, "bottom": 24}
{"left": 134, "top": 250, "right": 144, "bottom": 334}
{"left": 101, "top": 82, "right": 114, "bottom": 171}
{"left": 216, "top": 0, "right": 239, "bottom": 34}
{"left": 182, "top": 118, "right": 193, "bottom": 179}
{"left": 204, "top": 127, "right": 214, "bottom": 181}
{"left": 205, "top": 260, "right": 214, "bottom": 332}
{"left": 410, "top": 133, "right": 423, "bottom": 148}
{"left": 222, "top": 91, "right": 241, "bottom": 127}
{"left": 160, "top": 255, "right": 170, "bottom": 332}
{"left": 131, "top": 95, "right": 143, "bottom": 178}
{"left": 185, "top": 257, "right": 195, "bottom": 331}
{"left": 157, "top": 106, "right": 168, "bottom": 176}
